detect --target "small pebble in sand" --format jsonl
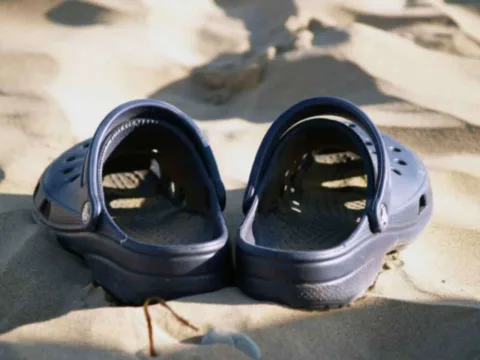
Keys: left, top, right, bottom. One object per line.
{"left": 202, "top": 328, "right": 262, "bottom": 360}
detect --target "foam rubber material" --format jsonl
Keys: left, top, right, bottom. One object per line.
{"left": 236, "top": 97, "right": 433, "bottom": 309}
{"left": 103, "top": 170, "right": 215, "bottom": 246}
{"left": 32, "top": 99, "right": 232, "bottom": 304}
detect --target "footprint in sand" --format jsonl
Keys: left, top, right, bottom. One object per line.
{"left": 0, "top": 51, "right": 72, "bottom": 190}
{"left": 350, "top": 2, "right": 480, "bottom": 58}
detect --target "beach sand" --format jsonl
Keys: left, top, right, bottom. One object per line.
{"left": 0, "top": 0, "right": 479, "bottom": 358}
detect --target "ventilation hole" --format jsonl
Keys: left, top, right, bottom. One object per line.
{"left": 389, "top": 146, "right": 402, "bottom": 153}
{"left": 33, "top": 182, "right": 40, "bottom": 197}
{"left": 395, "top": 159, "right": 407, "bottom": 166}
{"left": 83, "top": 142, "right": 90, "bottom": 149}
{"left": 63, "top": 167, "right": 74, "bottom": 175}
{"left": 348, "top": 123, "right": 356, "bottom": 128}
{"left": 314, "top": 151, "right": 360, "bottom": 164}
{"left": 392, "top": 168, "right": 402, "bottom": 176}
{"left": 371, "top": 151, "right": 377, "bottom": 155}
{"left": 66, "top": 156, "right": 76, "bottom": 162}
{"left": 345, "top": 200, "right": 366, "bottom": 210}
{"left": 68, "top": 174, "right": 80, "bottom": 183}
{"left": 322, "top": 176, "right": 367, "bottom": 189}
{"left": 365, "top": 140, "right": 373, "bottom": 146}
{"left": 39, "top": 199, "right": 51, "bottom": 219}
{"left": 419, "top": 194, "right": 427, "bottom": 214}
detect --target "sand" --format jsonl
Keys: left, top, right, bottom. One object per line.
{"left": 0, "top": 0, "right": 479, "bottom": 358}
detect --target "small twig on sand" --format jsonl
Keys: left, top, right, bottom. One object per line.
{"left": 143, "top": 296, "right": 199, "bottom": 357}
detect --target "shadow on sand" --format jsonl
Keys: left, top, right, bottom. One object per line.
{"left": 0, "top": 293, "right": 479, "bottom": 359}
{"left": 0, "top": 188, "right": 247, "bottom": 335}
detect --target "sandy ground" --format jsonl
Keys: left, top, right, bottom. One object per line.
{"left": 0, "top": 0, "right": 480, "bottom": 359}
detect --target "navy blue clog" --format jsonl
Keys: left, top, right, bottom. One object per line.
{"left": 236, "top": 97, "right": 433, "bottom": 309}
{"left": 33, "top": 99, "right": 232, "bottom": 303}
